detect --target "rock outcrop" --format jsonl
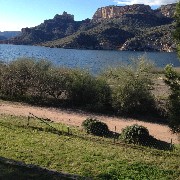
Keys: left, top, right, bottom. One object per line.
{"left": 156, "top": 3, "right": 176, "bottom": 18}
{"left": 92, "top": 3, "right": 176, "bottom": 21}
{"left": 92, "top": 4, "right": 154, "bottom": 20}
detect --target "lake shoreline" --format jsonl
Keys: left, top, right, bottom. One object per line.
{"left": 0, "top": 44, "right": 180, "bottom": 75}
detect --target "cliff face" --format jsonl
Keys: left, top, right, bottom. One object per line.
{"left": 92, "top": 3, "right": 176, "bottom": 21}
{"left": 93, "top": 4, "right": 153, "bottom": 20}
{"left": 156, "top": 3, "right": 176, "bottom": 18}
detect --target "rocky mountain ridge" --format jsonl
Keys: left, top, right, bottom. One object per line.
{"left": 3, "top": 3, "right": 177, "bottom": 52}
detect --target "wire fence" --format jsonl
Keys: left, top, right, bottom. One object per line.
{"left": 0, "top": 110, "right": 178, "bottom": 152}
{"left": 23, "top": 113, "right": 176, "bottom": 152}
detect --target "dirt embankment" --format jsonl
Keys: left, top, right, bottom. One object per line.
{"left": 0, "top": 101, "right": 179, "bottom": 144}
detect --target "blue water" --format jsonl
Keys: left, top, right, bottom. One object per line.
{"left": 0, "top": 44, "right": 180, "bottom": 74}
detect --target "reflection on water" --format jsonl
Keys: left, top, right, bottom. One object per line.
{"left": 0, "top": 44, "right": 180, "bottom": 74}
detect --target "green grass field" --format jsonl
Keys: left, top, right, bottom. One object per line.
{"left": 0, "top": 114, "right": 179, "bottom": 180}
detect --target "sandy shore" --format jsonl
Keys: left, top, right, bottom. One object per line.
{"left": 0, "top": 101, "right": 179, "bottom": 144}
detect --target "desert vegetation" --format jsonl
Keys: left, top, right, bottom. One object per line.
{"left": 0, "top": 57, "right": 158, "bottom": 114}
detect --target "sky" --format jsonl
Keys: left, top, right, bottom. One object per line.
{"left": 0, "top": 0, "right": 177, "bottom": 31}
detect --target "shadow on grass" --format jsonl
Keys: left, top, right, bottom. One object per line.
{"left": 145, "top": 136, "right": 174, "bottom": 151}
{"left": 22, "top": 125, "right": 63, "bottom": 136}
{"left": 117, "top": 135, "right": 174, "bottom": 151}
{"left": 0, "top": 122, "right": 15, "bottom": 130}
{"left": 96, "top": 130, "right": 173, "bottom": 151}
{"left": 0, "top": 156, "right": 91, "bottom": 180}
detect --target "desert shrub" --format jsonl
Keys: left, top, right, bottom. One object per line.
{"left": 44, "top": 67, "right": 71, "bottom": 100}
{"left": 0, "top": 59, "right": 54, "bottom": 100}
{"left": 0, "top": 59, "right": 111, "bottom": 110}
{"left": 0, "top": 58, "right": 36, "bottom": 97}
{"left": 67, "top": 69, "right": 111, "bottom": 111}
{"left": 0, "top": 58, "right": 72, "bottom": 103}
{"left": 120, "top": 124, "right": 150, "bottom": 145}
{"left": 101, "top": 56, "right": 156, "bottom": 115}
{"left": 82, "top": 118, "right": 109, "bottom": 136}
{"left": 31, "top": 63, "right": 71, "bottom": 101}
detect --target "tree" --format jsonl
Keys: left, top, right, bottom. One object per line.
{"left": 164, "top": 65, "right": 180, "bottom": 133}
{"left": 164, "top": 1, "right": 180, "bottom": 134}
{"left": 101, "top": 56, "right": 156, "bottom": 115}
{"left": 174, "top": 1, "right": 180, "bottom": 57}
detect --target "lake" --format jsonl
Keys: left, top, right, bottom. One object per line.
{"left": 0, "top": 44, "right": 180, "bottom": 74}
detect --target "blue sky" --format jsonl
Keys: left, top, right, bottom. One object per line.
{"left": 0, "top": 0, "right": 176, "bottom": 31}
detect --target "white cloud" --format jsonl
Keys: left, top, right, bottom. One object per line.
{"left": 113, "top": 0, "right": 177, "bottom": 6}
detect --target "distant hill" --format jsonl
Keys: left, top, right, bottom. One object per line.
{"left": 0, "top": 31, "right": 21, "bottom": 39}
{"left": 0, "top": 35, "right": 7, "bottom": 40}
{"left": 5, "top": 3, "right": 177, "bottom": 52}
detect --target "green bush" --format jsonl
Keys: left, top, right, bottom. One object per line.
{"left": 82, "top": 118, "right": 109, "bottom": 136}
{"left": 120, "top": 124, "right": 150, "bottom": 145}
{"left": 0, "top": 57, "right": 158, "bottom": 117}
{"left": 67, "top": 69, "right": 111, "bottom": 111}
{"left": 101, "top": 56, "right": 156, "bottom": 115}
{"left": 0, "top": 58, "right": 71, "bottom": 103}
{"left": 164, "top": 65, "right": 180, "bottom": 133}
{"left": 0, "top": 58, "right": 36, "bottom": 97}
{"left": 0, "top": 59, "right": 111, "bottom": 111}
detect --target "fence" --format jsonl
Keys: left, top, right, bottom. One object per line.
{"left": 25, "top": 113, "right": 175, "bottom": 151}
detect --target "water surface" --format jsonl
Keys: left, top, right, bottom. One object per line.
{"left": 0, "top": 44, "right": 180, "bottom": 74}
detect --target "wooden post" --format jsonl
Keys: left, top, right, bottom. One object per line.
{"left": 67, "top": 126, "right": 70, "bottom": 135}
{"left": 62, "top": 125, "right": 64, "bottom": 134}
{"left": 113, "top": 132, "right": 116, "bottom": 144}
{"left": 170, "top": 139, "right": 173, "bottom": 151}
{"left": 114, "top": 126, "right": 117, "bottom": 142}
{"left": 27, "top": 116, "right": 30, "bottom": 126}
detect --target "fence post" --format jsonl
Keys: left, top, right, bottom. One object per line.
{"left": 113, "top": 132, "right": 116, "bottom": 144}
{"left": 67, "top": 126, "right": 70, "bottom": 135}
{"left": 27, "top": 116, "right": 30, "bottom": 126}
{"left": 114, "top": 126, "right": 117, "bottom": 144}
{"left": 170, "top": 139, "right": 173, "bottom": 151}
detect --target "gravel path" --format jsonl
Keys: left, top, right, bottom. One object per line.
{"left": 0, "top": 101, "right": 179, "bottom": 144}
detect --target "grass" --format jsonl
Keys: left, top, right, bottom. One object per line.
{"left": 0, "top": 114, "right": 180, "bottom": 179}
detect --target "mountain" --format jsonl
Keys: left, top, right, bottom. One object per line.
{"left": 7, "top": 12, "right": 92, "bottom": 45}
{"left": 5, "top": 3, "right": 177, "bottom": 52}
